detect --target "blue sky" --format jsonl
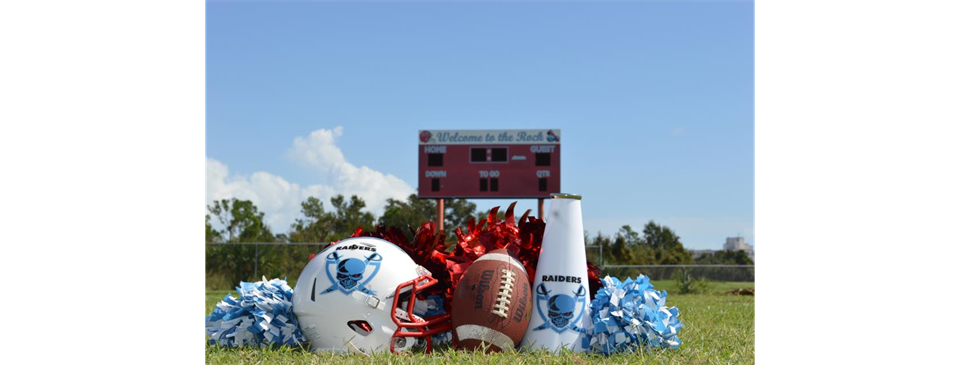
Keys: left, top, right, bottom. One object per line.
{"left": 206, "top": 0, "right": 754, "bottom": 250}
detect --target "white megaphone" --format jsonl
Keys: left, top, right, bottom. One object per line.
{"left": 520, "top": 193, "right": 592, "bottom": 352}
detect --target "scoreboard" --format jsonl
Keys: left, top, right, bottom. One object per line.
{"left": 417, "top": 129, "right": 560, "bottom": 199}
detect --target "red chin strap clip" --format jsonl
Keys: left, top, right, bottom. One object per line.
{"left": 389, "top": 275, "right": 452, "bottom": 353}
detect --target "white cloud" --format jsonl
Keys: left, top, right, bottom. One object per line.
{"left": 286, "top": 127, "right": 415, "bottom": 212}
{"left": 206, "top": 127, "right": 414, "bottom": 233}
{"left": 287, "top": 126, "right": 346, "bottom": 170}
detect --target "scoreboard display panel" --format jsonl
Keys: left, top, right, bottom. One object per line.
{"left": 418, "top": 129, "right": 560, "bottom": 198}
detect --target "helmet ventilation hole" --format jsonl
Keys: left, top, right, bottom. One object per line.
{"left": 347, "top": 320, "right": 373, "bottom": 336}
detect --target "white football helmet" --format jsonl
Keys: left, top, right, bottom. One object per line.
{"left": 292, "top": 237, "right": 451, "bottom": 354}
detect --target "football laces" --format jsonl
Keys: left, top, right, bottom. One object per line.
{"left": 492, "top": 269, "right": 517, "bottom": 318}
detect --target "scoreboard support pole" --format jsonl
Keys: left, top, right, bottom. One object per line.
{"left": 538, "top": 198, "right": 545, "bottom": 220}
{"left": 436, "top": 199, "right": 444, "bottom": 234}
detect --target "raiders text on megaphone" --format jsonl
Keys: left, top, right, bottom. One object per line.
{"left": 541, "top": 275, "right": 582, "bottom": 284}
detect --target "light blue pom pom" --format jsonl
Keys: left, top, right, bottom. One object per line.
{"left": 205, "top": 277, "right": 305, "bottom": 347}
{"left": 586, "top": 275, "right": 683, "bottom": 354}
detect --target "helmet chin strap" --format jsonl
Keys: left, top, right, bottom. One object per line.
{"left": 345, "top": 341, "right": 369, "bottom": 356}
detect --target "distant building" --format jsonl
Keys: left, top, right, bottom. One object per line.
{"left": 724, "top": 237, "right": 755, "bottom": 261}
{"left": 690, "top": 237, "right": 757, "bottom": 262}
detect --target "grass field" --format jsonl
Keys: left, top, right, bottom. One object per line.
{"left": 205, "top": 281, "right": 754, "bottom": 364}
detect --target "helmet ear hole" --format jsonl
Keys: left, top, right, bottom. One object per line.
{"left": 347, "top": 320, "right": 373, "bottom": 336}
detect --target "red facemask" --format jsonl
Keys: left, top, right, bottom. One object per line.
{"left": 389, "top": 275, "right": 452, "bottom": 353}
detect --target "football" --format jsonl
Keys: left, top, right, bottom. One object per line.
{"left": 451, "top": 248, "right": 533, "bottom": 352}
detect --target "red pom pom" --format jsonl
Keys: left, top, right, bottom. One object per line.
{"left": 338, "top": 201, "right": 602, "bottom": 308}
{"left": 586, "top": 261, "right": 603, "bottom": 298}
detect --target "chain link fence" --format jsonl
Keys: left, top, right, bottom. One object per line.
{"left": 585, "top": 244, "right": 754, "bottom": 282}
{"left": 206, "top": 242, "right": 754, "bottom": 289}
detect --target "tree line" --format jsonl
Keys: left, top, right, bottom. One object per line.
{"left": 205, "top": 194, "right": 753, "bottom": 288}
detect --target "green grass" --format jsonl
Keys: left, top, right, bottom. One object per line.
{"left": 205, "top": 282, "right": 754, "bottom": 364}
{"left": 647, "top": 280, "right": 753, "bottom": 295}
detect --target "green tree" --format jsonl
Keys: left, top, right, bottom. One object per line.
{"left": 611, "top": 226, "right": 636, "bottom": 264}
{"left": 208, "top": 198, "right": 276, "bottom": 243}
{"left": 691, "top": 250, "right": 754, "bottom": 282}
{"left": 445, "top": 198, "right": 478, "bottom": 236}
{"left": 589, "top": 231, "right": 613, "bottom": 264}
{"left": 585, "top": 222, "right": 695, "bottom": 279}
{"left": 206, "top": 199, "right": 277, "bottom": 285}
{"left": 641, "top": 221, "right": 683, "bottom": 251}
{"left": 329, "top": 195, "right": 376, "bottom": 238}
{"left": 288, "top": 197, "right": 335, "bottom": 243}
{"left": 378, "top": 194, "right": 436, "bottom": 234}
{"left": 695, "top": 250, "right": 754, "bottom": 265}
{"left": 205, "top": 213, "right": 225, "bottom": 288}
{"left": 378, "top": 194, "right": 476, "bottom": 242}
{"left": 287, "top": 194, "right": 379, "bottom": 242}
{"left": 618, "top": 225, "right": 642, "bottom": 245}
{"left": 205, "top": 213, "right": 222, "bottom": 243}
